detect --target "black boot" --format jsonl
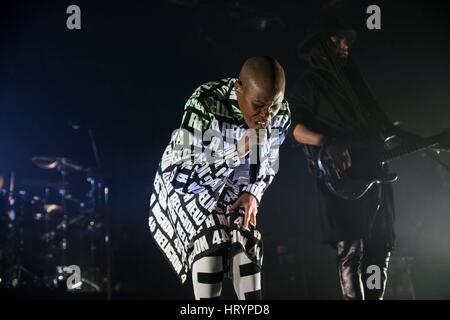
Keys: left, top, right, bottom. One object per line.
{"left": 361, "top": 242, "right": 391, "bottom": 300}
{"left": 336, "top": 240, "right": 364, "bottom": 300}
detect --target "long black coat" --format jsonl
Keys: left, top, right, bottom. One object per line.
{"left": 288, "top": 62, "right": 396, "bottom": 247}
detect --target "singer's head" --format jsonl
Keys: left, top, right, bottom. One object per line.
{"left": 235, "top": 56, "right": 285, "bottom": 129}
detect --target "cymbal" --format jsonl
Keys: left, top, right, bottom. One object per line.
{"left": 33, "top": 203, "right": 66, "bottom": 221}
{"left": 32, "top": 157, "right": 59, "bottom": 170}
{"left": 32, "top": 157, "right": 86, "bottom": 173}
{"left": 43, "top": 204, "right": 66, "bottom": 214}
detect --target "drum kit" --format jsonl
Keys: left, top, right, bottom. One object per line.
{"left": 0, "top": 156, "right": 109, "bottom": 293}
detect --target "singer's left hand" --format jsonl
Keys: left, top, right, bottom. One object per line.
{"left": 230, "top": 192, "right": 258, "bottom": 231}
{"left": 237, "top": 128, "right": 268, "bottom": 156}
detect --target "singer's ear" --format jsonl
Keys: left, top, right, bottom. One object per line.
{"left": 235, "top": 80, "right": 243, "bottom": 93}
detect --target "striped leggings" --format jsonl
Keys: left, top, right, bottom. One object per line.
{"left": 192, "top": 249, "right": 262, "bottom": 300}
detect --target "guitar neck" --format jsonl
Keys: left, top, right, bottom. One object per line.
{"left": 381, "top": 135, "right": 440, "bottom": 163}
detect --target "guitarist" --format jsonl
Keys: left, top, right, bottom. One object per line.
{"left": 289, "top": 18, "right": 418, "bottom": 300}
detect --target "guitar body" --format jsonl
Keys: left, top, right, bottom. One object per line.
{"left": 317, "top": 145, "right": 398, "bottom": 200}
{"left": 315, "top": 127, "right": 449, "bottom": 200}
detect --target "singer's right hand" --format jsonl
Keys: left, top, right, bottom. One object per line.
{"left": 230, "top": 192, "right": 259, "bottom": 230}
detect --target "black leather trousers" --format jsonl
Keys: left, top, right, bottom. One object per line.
{"left": 336, "top": 240, "right": 364, "bottom": 300}
{"left": 336, "top": 240, "right": 391, "bottom": 300}
{"left": 361, "top": 241, "right": 391, "bottom": 300}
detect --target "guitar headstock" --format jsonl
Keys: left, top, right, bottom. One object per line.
{"left": 436, "top": 127, "right": 450, "bottom": 152}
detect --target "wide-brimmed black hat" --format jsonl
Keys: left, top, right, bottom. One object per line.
{"left": 298, "top": 17, "right": 357, "bottom": 57}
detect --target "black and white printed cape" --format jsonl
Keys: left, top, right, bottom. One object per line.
{"left": 149, "top": 78, "right": 290, "bottom": 283}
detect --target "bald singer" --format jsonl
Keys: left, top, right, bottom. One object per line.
{"left": 148, "top": 56, "right": 291, "bottom": 299}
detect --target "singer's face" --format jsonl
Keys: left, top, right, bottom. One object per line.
{"left": 235, "top": 80, "right": 284, "bottom": 129}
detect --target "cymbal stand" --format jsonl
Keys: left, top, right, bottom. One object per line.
{"left": 88, "top": 127, "right": 112, "bottom": 299}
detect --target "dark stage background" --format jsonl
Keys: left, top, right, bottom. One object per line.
{"left": 1, "top": 0, "right": 450, "bottom": 299}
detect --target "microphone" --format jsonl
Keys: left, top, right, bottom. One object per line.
{"left": 249, "top": 128, "right": 269, "bottom": 183}
{"left": 249, "top": 151, "right": 259, "bottom": 183}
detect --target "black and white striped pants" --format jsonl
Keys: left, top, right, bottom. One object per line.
{"left": 192, "top": 248, "right": 262, "bottom": 300}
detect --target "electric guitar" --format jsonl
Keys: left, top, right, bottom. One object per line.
{"left": 317, "top": 128, "right": 450, "bottom": 200}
